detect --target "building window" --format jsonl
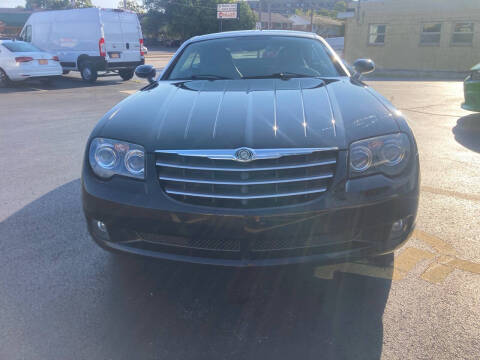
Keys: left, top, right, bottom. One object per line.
{"left": 452, "top": 23, "right": 474, "bottom": 45}
{"left": 420, "top": 23, "right": 442, "bottom": 45}
{"left": 368, "top": 24, "right": 386, "bottom": 45}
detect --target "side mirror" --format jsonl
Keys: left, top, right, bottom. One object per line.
{"left": 352, "top": 59, "right": 375, "bottom": 79}
{"left": 135, "top": 64, "right": 156, "bottom": 84}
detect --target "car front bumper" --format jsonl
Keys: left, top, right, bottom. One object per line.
{"left": 82, "top": 150, "right": 420, "bottom": 267}
{"left": 8, "top": 68, "right": 62, "bottom": 81}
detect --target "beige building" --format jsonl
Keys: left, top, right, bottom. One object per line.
{"left": 344, "top": 0, "right": 480, "bottom": 75}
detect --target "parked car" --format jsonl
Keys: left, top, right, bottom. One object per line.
{"left": 462, "top": 63, "right": 480, "bottom": 112}
{"left": 0, "top": 40, "right": 62, "bottom": 87}
{"left": 19, "top": 8, "right": 145, "bottom": 83}
{"left": 82, "top": 31, "right": 419, "bottom": 266}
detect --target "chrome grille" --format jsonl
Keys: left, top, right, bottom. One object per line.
{"left": 155, "top": 148, "right": 337, "bottom": 208}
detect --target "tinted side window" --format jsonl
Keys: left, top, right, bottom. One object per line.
{"left": 24, "top": 25, "right": 32, "bottom": 43}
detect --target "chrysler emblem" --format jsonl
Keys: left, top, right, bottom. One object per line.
{"left": 234, "top": 148, "right": 255, "bottom": 162}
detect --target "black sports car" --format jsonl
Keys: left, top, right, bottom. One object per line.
{"left": 82, "top": 31, "right": 419, "bottom": 266}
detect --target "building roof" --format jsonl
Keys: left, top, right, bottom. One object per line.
{"left": 254, "top": 11, "right": 293, "bottom": 24}
{"left": 289, "top": 14, "right": 311, "bottom": 26}
{"left": 313, "top": 15, "right": 343, "bottom": 27}
{"left": 288, "top": 13, "right": 343, "bottom": 27}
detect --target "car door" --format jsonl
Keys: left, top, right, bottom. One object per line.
{"left": 100, "top": 10, "right": 126, "bottom": 64}
{"left": 118, "top": 12, "right": 142, "bottom": 63}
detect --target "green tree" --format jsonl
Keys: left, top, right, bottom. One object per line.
{"left": 333, "top": 1, "right": 347, "bottom": 12}
{"left": 141, "top": 9, "right": 167, "bottom": 39}
{"left": 26, "top": 0, "right": 92, "bottom": 10}
{"left": 118, "top": 0, "right": 145, "bottom": 13}
{"left": 143, "top": 0, "right": 255, "bottom": 40}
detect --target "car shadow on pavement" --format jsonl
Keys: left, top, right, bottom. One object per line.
{"left": 0, "top": 75, "right": 126, "bottom": 93}
{"left": 452, "top": 113, "right": 480, "bottom": 153}
{"left": 0, "top": 179, "right": 392, "bottom": 360}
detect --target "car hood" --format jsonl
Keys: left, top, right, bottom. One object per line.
{"left": 98, "top": 78, "right": 400, "bottom": 151}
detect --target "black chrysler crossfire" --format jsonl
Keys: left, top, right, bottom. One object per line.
{"left": 82, "top": 31, "right": 419, "bottom": 266}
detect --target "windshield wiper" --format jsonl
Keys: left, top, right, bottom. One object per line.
{"left": 188, "top": 74, "right": 232, "bottom": 80}
{"left": 242, "top": 72, "right": 313, "bottom": 80}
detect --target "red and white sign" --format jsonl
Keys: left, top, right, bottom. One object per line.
{"left": 217, "top": 4, "right": 237, "bottom": 19}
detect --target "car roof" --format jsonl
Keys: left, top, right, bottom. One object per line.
{"left": 187, "top": 30, "right": 319, "bottom": 44}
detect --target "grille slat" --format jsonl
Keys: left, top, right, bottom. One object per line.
{"left": 159, "top": 173, "right": 333, "bottom": 185}
{"left": 155, "top": 159, "right": 336, "bottom": 172}
{"left": 165, "top": 187, "right": 327, "bottom": 200}
{"left": 156, "top": 148, "right": 337, "bottom": 208}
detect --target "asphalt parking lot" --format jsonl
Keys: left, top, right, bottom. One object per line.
{"left": 1, "top": 52, "right": 479, "bottom": 359}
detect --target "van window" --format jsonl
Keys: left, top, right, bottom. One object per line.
{"left": 24, "top": 25, "right": 32, "bottom": 43}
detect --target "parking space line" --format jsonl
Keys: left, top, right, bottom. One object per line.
{"left": 315, "top": 262, "right": 407, "bottom": 281}
{"left": 413, "top": 229, "right": 457, "bottom": 255}
{"left": 314, "top": 230, "right": 480, "bottom": 285}
{"left": 120, "top": 90, "right": 137, "bottom": 95}
{"left": 421, "top": 263, "right": 453, "bottom": 284}
{"left": 421, "top": 186, "right": 480, "bottom": 203}
{"left": 394, "top": 247, "right": 435, "bottom": 273}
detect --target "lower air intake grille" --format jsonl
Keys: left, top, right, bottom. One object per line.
{"left": 155, "top": 148, "right": 337, "bottom": 208}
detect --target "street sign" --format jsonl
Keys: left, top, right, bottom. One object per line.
{"left": 217, "top": 4, "right": 238, "bottom": 19}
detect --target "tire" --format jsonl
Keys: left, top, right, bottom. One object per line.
{"left": 0, "top": 68, "right": 10, "bottom": 88}
{"left": 119, "top": 69, "right": 134, "bottom": 81}
{"left": 62, "top": 70, "right": 70, "bottom": 75}
{"left": 80, "top": 62, "right": 98, "bottom": 83}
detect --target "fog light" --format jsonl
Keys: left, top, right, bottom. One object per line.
{"left": 97, "top": 220, "right": 107, "bottom": 233}
{"left": 90, "top": 219, "right": 110, "bottom": 242}
{"left": 391, "top": 219, "right": 404, "bottom": 233}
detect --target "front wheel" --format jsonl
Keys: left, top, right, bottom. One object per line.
{"left": 119, "top": 69, "right": 135, "bottom": 81}
{"left": 80, "top": 62, "right": 98, "bottom": 83}
{"left": 0, "top": 68, "right": 10, "bottom": 88}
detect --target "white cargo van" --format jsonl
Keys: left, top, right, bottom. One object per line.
{"left": 20, "top": 8, "right": 145, "bottom": 82}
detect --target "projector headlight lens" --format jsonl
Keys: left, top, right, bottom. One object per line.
{"left": 89, "top": 138, "right": 145, "bottom": 179}
{"left": 349, "top": 133, "right": 410, "bottom": 177}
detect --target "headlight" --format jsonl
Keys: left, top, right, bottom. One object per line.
{"left": 471, "top": 71, "right": 480, "bottom": 81}
{"left": 89, "top": 138, "right": 145, "bottom": 179}
{"left": 349, "top": 133, "right": 410, "bottom": 177}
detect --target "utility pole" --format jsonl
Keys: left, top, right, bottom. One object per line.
{"left": 310, "top": 8, "right": 314, "bottom": 32}
{"left": 259, "top": 0, "right": 262, "bottom": 30}
{"left": 124, "top": 0, "right": 127, "bottom": 10}
{"left": 267, "top": 0, "right": 271, "bottom": 30}
{"left": 356, "top": 0, "right": 361, "bottom": 24}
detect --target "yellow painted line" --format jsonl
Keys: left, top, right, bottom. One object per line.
{"left": 120, "top": 90, "right": 137, "bottom": 95}
{"left": 315, "top": 262, "right": 406, "bottom": 281}
{"left": 447, "top": 258, "right": 480, "bottom": 274}
{"left": 394, "top": 247, "right": 435, "bottom": 273}
{"left": 313, "top": 230, "right": 480, "bottom": 284}
{"left": 413, "top": 229, "right": 456, "bottom": 256}
{"left": 421, "top": 263, "right": 454, "bottom": 284}
{"left": 421, "top": 186, "right": 480, "bottom": 203}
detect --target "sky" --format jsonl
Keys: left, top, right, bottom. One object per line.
{"left": 2, "top": 0, "right": 128, "bottom": 9}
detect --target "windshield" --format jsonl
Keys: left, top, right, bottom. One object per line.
{"left": 167, "top": 36, "right": 342, "bottom": 80}
{"left": 2, "top": 41, "right": 42, "bottom": 53}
